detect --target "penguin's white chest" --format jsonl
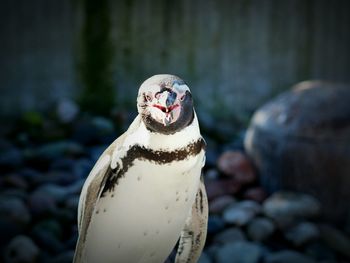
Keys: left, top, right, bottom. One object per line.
{"left": 84, "top": 154, "right": 203, "bottom": 263}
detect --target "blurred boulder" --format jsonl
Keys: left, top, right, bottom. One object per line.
{"left": 319, "top": 224, "right": 350, "bottom": 259}
{"left": 243, "top": 187, "right": 267, "bottom": 203}
{"left": 205, "top": 179, "right": 241, "bottom": 200}
{"left": 247, "top": 217, "right": 276, "bottom": 242}
{"left": 284, "top": 222, "right": 319, "bottom": 246}
{"left": 265, "top": 250, "right": 315, "bottom": 263}
{"left": 209, "top": 195, "right": 235, "bottom": 214}
{"left": 4, "top": 235, "right": 39, "bottom": 263}
{"left": 263, "top": 191, "right": 321, "bottom": 227}
{"left": 0, "top": 141, "right": 23, "bottom": 170}
{"left": 217, "top": 151, "right": 256, "bottom": 184}
{"left": 223, "top": 200, "right": 261, "bottom": 226}
{"left": 245, "top": 81, "right": 350, "bottom": 223}
{"left": 213, "top": 227, "right": 246, "bottom": 245}
{"left": 56, "top": 98, "right": 79, "bottom": 123}
{"left": 215, "top": 241, "right": 262, "bottom": 263}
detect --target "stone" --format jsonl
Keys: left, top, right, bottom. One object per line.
{"left": 245, "top": 81, "right": 350, "bottom": 223}
{"left": 319, "top": 224, "right": 350, "bottom": 259}
{"left": 28, "top": 189, "right": 56, "bottom": 216}
{"left": 209, "top": 195, "right": 235, "bottom": 214}
{"left": 215, "top": 241, "right": 262, "bottom": 263}
{"left": 72, "top": 158, "right": 94, "bottom": 179}
{"left": 72, "top": 116, "right": 115, "bottom": 145}
{"left": 56, "top": 98, "right": 79, "bottom": 123}
{"left": 223, "top": 200, "right": 261, "bottom": 226}
{"left": 243, "top": 187, "right": 267, "bottom": 203}
{"left": 284, "top": 222, "right": 319, "bottom": 246}
{"left": 204, "top": 168, "right": 220, "bottom": 181}
{"left": 206, "top": 178, "right": 241, "bottom": 200}
{"left": 31, "top": 227, "right": 65, "bottom": 254}
{"left": 28, "top": 141, "right": 84, "bottom": 163}
{"left": 4, "top": 235, "right": 39, "bottom": 263}
{"left": 247, "top": 217, "right": 275, "bottom": 242}
{"left": 213, "top": 227, "right": 246, "bottom": 245}
{"left": 2, "top": 174, "right": 28, "bottom": 190}
{"left": 217, "top": 151, "right": 256, "bottom": 184}
{"left": 0, "top": 196, "right": 31, "bottom": 227}
{"left": 263, "top": 191, "right": 321, "bottom": 227}
{"left": 207, "top": 215, "right": 225, "bottom": 234}
{"left": 0, "top": 141, "right": 23, "bottom": 170}
{"left": 265, "top": 250, "right": 316, "bottom": 263}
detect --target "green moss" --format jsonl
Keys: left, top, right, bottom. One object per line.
{"left": 78, "top": 0, "right": 115, "bottom": 115}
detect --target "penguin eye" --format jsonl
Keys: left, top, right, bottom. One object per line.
{"left": 179, "top": 94, "right": 186, "bottom": 101}
{"left": 144, "top": 94, "right": 152, "bottom": 102}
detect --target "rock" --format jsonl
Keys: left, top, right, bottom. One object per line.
{"left": 72, "top": 116, "right": 115, "bottom": 145}
{"left": 319, "top": 224, "right": 350, "bottom": 259}
{"left": 204, "top": 169, "right": 220, "bottom": 181}
{"left": 245, "top": 81, "right": 350, "bottom": 223}
{"left": 72, "top": 158, "right": 94, "bottom": 179}
{"left": 34, "top": 141, "right": 84, "bottom": 161}
{"left": 247, "top": 217, "right": 275, "bottom": 242}
{"left": 263, "top": 191, "right": 321, "bottom": 227}
{"left": 209, "top": 195, "right": 235, "bottom": 214}
{"left": 50, "top": 157, "right": 76, "bottom": 171}
{"left": 213, "top": 227, "right": 246, "bottom": 245}
{"left": 56, "top": 98, "right": 79, "bottom": 123}
{"left": 217, "top": 151, "right": 256, "bottom": 184}
{"left": 0, "top": 141, "right": 23, "bottom": 170}
{"left": 206, "top": 179, "right": 241, "bottom": 200}
{"left": 284, "top": 222, "right": 319, "bottom": 246}
{"left": 2, "top": 174, "right": 28, "bottom": 190}
{"left": 0, "top": 196, "right": 31, "bottom": 228}
{"left": 31, "top": 226, "right": 65, "bottom": 254}
{"left": 65, "top": 195, "right": 80, "bottom": 210}
{"left": 223, "top": 201, "right": 261, "bottom": 226}
{"left": 32, "top": 220, "right": 63, "bottom": 240}
{"left": 33, "top": 184, "right": 70, "bottom": 203}
{"left": 243, "top": 187, "right": 267, "bottom": 203}
{"left": 4, "top": 235, "right": 39, "bottom": 263}
{"left": 28, "top": 189, "right": 56, "bottom": 216}
{"left": 198, "top": 251, "right": 212, "bottom": 263}
{"left": 215, "top": 241, "right": 262, "bottom": 263}
{"left": 44, "top": 170, "right": 78, "bottom": 186}
{"left": 265, "top": 250, "right": 316, "bottom": 263}
{"left": 207, "top": 215, "right": 225, "bottom": 234}
{"left": 19, "top": 168, "right": 44, "bottom": 187}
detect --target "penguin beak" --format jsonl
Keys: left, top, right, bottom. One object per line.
{"left": 153, "top": 90, "right": 180, "bottom": 126}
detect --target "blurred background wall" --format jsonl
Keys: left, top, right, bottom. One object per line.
{"left": 1, "top": 0, "right": 350, "bottom": 123}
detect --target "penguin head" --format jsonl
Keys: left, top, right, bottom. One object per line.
{"left": 137, "top": 74, "right": 194, "bottom": 135}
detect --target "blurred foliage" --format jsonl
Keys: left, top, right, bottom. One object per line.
{"left": 78, "top": 0, "right": 115, "bottom": 115}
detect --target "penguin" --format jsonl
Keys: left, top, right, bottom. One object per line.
{"left": 74, "top": 74, "right": 208, "bottom": 263}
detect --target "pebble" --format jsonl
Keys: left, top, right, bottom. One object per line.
{"left": 247, "top": 217, "right": 275, "bottom": 242}
{"left": 223, "top": 201, "right": 261, "bottom": 226}
{"left": 264, "top": 250, "right": 316, "bottom": 263}
{"left": 284, "top": 222, "right": 319, "bottom": 246}
{"left": 319, "top": 224, "right": 350, "bottom": 259}
{"left": 4, "top": 235, "right": 39, "bottom": 263}
{"left": 215, "top": 241, "right": 262, "bottom": 263}
{"left": 56, "top": 98, "right": 79, "bottom": 123}
{"left": 207, "top": 215, "right": 226, "bottom": 234}
{"left": 263, "top": 191, "right": 321, "bottom": 227}
{"left": 0, "top": 143, "right": 23, "bottom": 170}
{"left": 206, "top": 179, "right": 241, "bottom": 200}
{"left": 213, "top": 227, "right": 246, "bottom": 245}
{"left": 0, "top": 196, "right": 31, "bottom": 228}
{"left": 243, "top": 187, "right": 267, "bottom": 203}
{"left": 209, "top": 195, "right": 236, "bottom": 214}
{"left": 217, "top": 151, "right": 256, "bottom": 184}
{"left": 28, "top": 189, "right": 57, "bottom": 216}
